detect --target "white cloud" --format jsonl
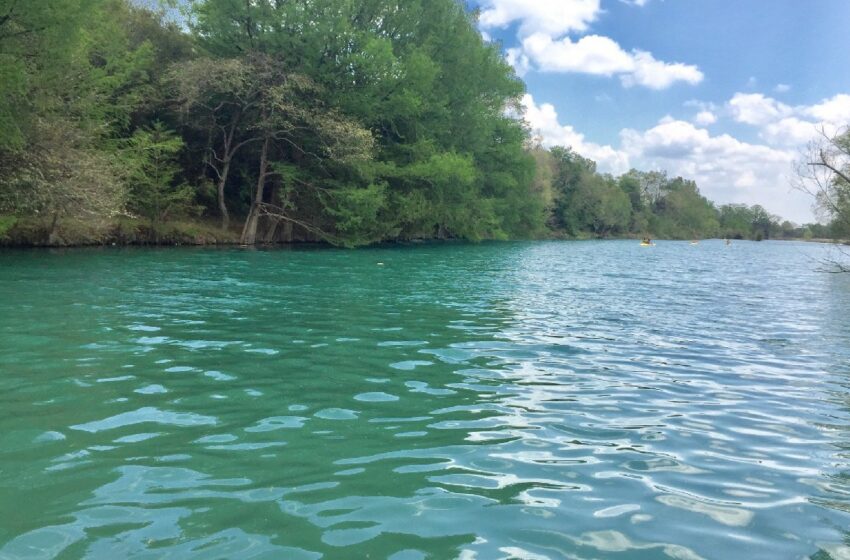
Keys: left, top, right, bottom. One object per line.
{"left": 775, "top": 84, "right": 791, "bottom": 93}
{"left": 521, "top": 94, "right": 630, "bottom": 174}
{"left": 723, "top": 92, "right": 850, "bottom": 147}
{"left": 803, "top": 94, "right": 850, "bottom": 125}
{"left": 481, "top": 0, "right": 702, "bottom": 90}
{"left": 694, "top": 110, "right": 717, "bottom": 126}
{"left": 760, "top": 117, "right": 818, "bottom": 147}
{"left": 505, "top": 47, "right": 531, "bottom": 77}
{"left": 519, "top": 33, "right": 703, "bottom": 89}
{"left": 478, "top": 0, "right": 601, "bottom": 38}
{"left": 521, "top": 33, "right": 633, "bottom": 75}
{"left": 621, "top": 119, "right": 791, "bottom": 166}
{"left": 728, "top": 93, "right": 792, "bottom": 126}
{"left": 621, "top": 50, "right": 704, "bottom": 89}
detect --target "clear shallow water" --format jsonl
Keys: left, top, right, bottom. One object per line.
{"left": 1, "top": 240, "right": 849, "bottom": 559}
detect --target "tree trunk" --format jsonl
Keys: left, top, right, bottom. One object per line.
{"left": 264, "top": 184, "right": 282, "bottom": 242}
{"left": 240, "top": 136, "right": 270, "bottom": 245}
{"left": 217, "top": 159, "right": 231, "bottom": 230}
{"left": 47, "top": 213, "right": 60, "bottom": 245}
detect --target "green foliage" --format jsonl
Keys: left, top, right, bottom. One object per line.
{"left": 653, "top": 178, "right": 719, "bottom": 238}
{"left": 0, "top": 0, "right": 93, "bottom": 149}
{"left": 0, "top": 118, "right": 126, "bottom": 219}
{"left": 0, "top": 215, "right": 16, "bottom": 238}
{"left": 125, "top": 121, "right": 196, "bottom": 223}
{"left": 718, "top": 203, "right": 787, "bottom": 240}
{"left": 182, "top": 0, "right": 541, "bottom": 244}
{"left": 323, "top": 183, "right": 390, "bottom": 246}
{"left": 572, "top": 175, "right": 632, "bottom": 236}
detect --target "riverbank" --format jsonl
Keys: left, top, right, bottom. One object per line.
{"left": 799, "top": 237, "right": 850, "bottom": 245}
{"left": 0, "top": 216, "right": 240, "bottom": 247}
{"left": 0, "top": 215, "right": 817, "bottom": 248}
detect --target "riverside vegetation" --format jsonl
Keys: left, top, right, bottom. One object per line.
{"left": 0, "top": 0, "right": 846, "bottom": 247}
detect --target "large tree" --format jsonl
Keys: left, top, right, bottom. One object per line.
{"left": 796, "top": 127, "right": 850, "bottom": 270}
{"left": 0, "top": 0, "right": 158, "bottom": 235}
{"left": 797, "top": 127, "right": 850, "bottom": 238}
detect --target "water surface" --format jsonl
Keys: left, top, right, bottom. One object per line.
{"left": 1, "top": 241, "right": 849, "bottom": 559}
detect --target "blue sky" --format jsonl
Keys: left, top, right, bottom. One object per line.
{"left": 472, "top": 0, "right": 850, "bottom": 223}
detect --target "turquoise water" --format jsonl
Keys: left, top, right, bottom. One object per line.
{"left": 1, "top": 240, "right": 849, "bottom": 559}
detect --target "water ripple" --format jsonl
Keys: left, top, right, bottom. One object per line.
{"left": 1, "top": 241, "right": 849, "bottom": 558}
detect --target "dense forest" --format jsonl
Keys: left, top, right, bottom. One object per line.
{"left": 0, "top": 0, "right": 839, "bottom": 246}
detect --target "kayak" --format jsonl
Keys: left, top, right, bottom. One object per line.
{"left": 640, "top": 242, "right": 654, "bottom": 247}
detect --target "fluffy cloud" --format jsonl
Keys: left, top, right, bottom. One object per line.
{"left": 803, "top": 94, "right": 850, "bottom": 125}
{"left": 520, "top": 33, "right": 633, "bottom": 75}
{"left": 728, "top": 93, "right": 792, "bottom": 126}
{"left": 521, "top": 94, "right": 630, "bottom": 174}
{"left": 694, "top": 110, "right": 717, "bottom": 126}
{"left": 620, "top": 51, "right": 704, "bottom": 89}
{"left": 479, "top": 0, "right": 702, "bottom": 89}
{"left": 519, "top": 33, "right": 703, "bottom": 89}
{"left": 505, "top": 48, "right": 531, "bottom": 77}
{"left": 478, "top": 0, "right": 600, "bottom": 38}
{"left": 620, "top": 119, "right": 793, "bottom": 176}
{"left": 760, "top": 117, "right": 818, "bottom": 147}
{"left": 724, "top": 92, "right": 850, "bottom": 146}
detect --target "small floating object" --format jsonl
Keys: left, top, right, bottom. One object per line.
{"left": 377, "top": 262, "right": 385, "bottom": 266}
{"left": 690, "top": 241, "right": 699, "bottom": 245}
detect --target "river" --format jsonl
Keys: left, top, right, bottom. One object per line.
{"left": 1, "top": 240, "right": 849, "bottom": 559}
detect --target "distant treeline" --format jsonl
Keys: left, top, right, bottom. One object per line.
{"left": 0, "top": 0, "right": 825, "bottom": 246}
{"left": 530, "top": 145, "right": 814, "bottom": 241}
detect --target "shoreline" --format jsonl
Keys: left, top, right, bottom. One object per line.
{"left": 0, "top": 216, "right": 831, "bottom": 250}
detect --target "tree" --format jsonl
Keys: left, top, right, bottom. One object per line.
{"left": 719, "top": 204, "right": 753, "bottom": 239}
{"left": 167, "top": 57, "right": 264, "bottom": 230}
{"left": 0, "top": 118, "right": 125, "bottom": 229}
{"left": 237, "top": 54, "right": 374, "bottom": 245}
{"left": 125, "top": 121, "right": 196, "bottom": 226}
{"left": 570, "top": 175, "right": 631, "bottom": 236}
{"left": 0, "top": 0, "right": 158, "bottom": 241}
{"left": 528, "top": 141, "right": 557, "bottom": 218}
{"left": 797, "top": 127, "right": 850, "bottom": 238}
{"left": 749, "top": 205, "right": 778, "bottom": 241}
{"left": 654, "top": 177, "right": 719, "bottom": 238}
{"left": 0, "top": 0, "right": 94, "bottom": 149}
{"left": 549, "top": 146, "right": 597, "bottom": 233}
{"left": 795, "top": 127, "right": 850, "bottom": 270}
{"left": 188, "top": 0, "right": 538, "bottom": 245}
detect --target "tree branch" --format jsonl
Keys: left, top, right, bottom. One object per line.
{"left": 810, "top": 149, "right": 850, "bottom": 186}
